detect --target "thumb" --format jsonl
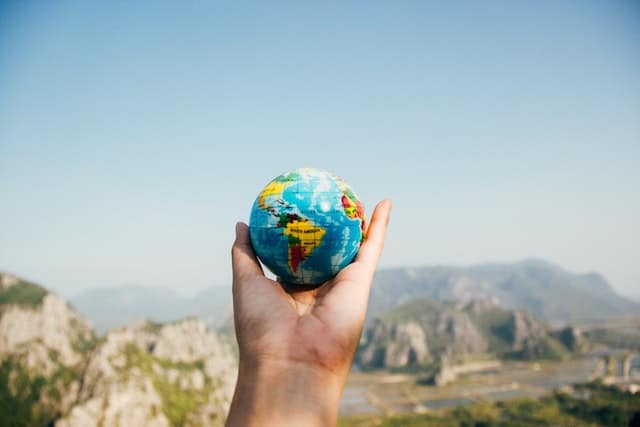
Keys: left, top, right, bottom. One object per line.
{"left": 231, "top": 222, "right": 264, "bottom": 285}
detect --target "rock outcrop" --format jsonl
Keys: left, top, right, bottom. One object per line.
{"left": 359, "top": 320, "right": 429, "bottom": 368}
{"left": 0, "top": 272, "right": 95, "bottom": 425}
{"left": 553, "top": 326, "right": 588, "bottom": 353}
{"left": 0, "top": 272, "right": 237, "bottom": 427}
{"left": 357, "top": 297, "right": 576, "bottom": 375}
{"left": 56, "top": 318, "right": 236, "bottom": 427}
{"left": 0, "top": 292, "right": 94, "bottom": 372}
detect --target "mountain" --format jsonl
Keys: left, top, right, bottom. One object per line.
{"left": 71, "top": 285, "right": 232, "bottom": 334}
{"left": 369, "top": 259, "right": 639, "bottom": 323}
{"left": 0, "top": 272, "right": 237, "bottom": 427}
{"left": 357, "top": 297, "right": 587, "bottom": 383}
{"left": 72, "top": 260, "right": 634, "bottom": 333}
{"left": 0, "top": 272, "right": 96, "bottom": 426}
{"left": 56, "top": 318, "right": 237, "bottom": 427}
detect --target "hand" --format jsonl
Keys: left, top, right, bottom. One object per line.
{"left": 226, "top": 200, "right": 392, "bottom": 427}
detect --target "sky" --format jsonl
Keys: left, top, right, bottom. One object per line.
{"left": 1, "top": 1, "right": 639, "bottom": 298}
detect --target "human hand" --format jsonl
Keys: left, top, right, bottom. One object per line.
{"left": 226, "top": 199, "right": 392, "bottom": 427}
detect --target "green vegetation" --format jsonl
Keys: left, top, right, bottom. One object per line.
{"left": 468, "top": 309, "right": 514, "bottom": 353}
{"left": 0, "top": 280, "right": 47, "bottom": 308}
{"left": 338, "top": 382, "right": 640, "bottom": 427}
{"left": 505, "top": 336, "right": 568, "bottom": 361}
{"left": 470, "top": 309, "right": 569, "bottom": 361}
{"left": 585, "top": 328, "right": 640, "bottom": 351}
{"left": 142, "top": 320, "right": 164, "bottom": 334}
{"left": 70, "top": 330, "right": 97, "bottom": 355}
{"left": 119, "top": 343, "right": 210, "bottom": 427}
{"left": 0, "top": 358, "right": 53, "bottom": 427}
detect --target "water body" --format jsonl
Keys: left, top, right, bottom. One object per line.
{"left": 340, "top": 358, "right": 602, "bottom": 416}
{"left": 339, "top": 386, "right": 380, "bottom": 416}
{"left": 422, "top": 397, "right": 475, "bottom": 410}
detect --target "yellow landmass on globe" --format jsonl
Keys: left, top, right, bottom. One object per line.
{"left": 283, "top": 219, "right": 326, "bottom": 273}
{"left": 258, "top": 179, "right": 294, "bottom": 209}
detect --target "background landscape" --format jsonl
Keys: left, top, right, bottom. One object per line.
{"left": 1, "top": 1, "right": 639, "bottom": 426}
{"left": 2, "top": 260, "right": 640, "bottom": 426}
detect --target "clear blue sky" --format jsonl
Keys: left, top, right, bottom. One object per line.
{"left": 1, "top": 1, "right": 639, "bottom": 297}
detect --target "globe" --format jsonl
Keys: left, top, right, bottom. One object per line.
{"left": 249, "top": 168, "right": 366, "bottom": 285}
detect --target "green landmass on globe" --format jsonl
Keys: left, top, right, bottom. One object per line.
{"left": 249, "top": 168, "right": 366, "bottom": 285}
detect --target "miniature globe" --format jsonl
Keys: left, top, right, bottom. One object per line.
{"left": 249, "top": 168, "right": 366, "bottom": 285}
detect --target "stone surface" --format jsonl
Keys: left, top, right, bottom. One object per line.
{"left": 57, "top": 318, "right": 237, "bottom": 427}
{"left": 357, "top": 297, "right": 574, "bottom": 374}
{"left": 0, "top": 273, "right": 238, "bottom": 427}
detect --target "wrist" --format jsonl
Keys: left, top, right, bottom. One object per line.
{"left": 226, "top": 356, "right": 345, "bottom": 427}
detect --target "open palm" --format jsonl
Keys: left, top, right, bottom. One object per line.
{"left": 231, "top": 200, "right": 392, "bottom": 379}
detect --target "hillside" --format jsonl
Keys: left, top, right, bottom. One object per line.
{"left": 0, "top": 272, "right": 237, "bottom": 427}
{"left": 368, "top": 259, "right": 639, "bottom": 323}
{"left": 57, "top": 318, "right": 237, "bottom": 427}
{"left": 0, "top": 273, "right": 96, "bottom": 426}
{"left": 357, "top": 297, "right": 586, "bottom": 383}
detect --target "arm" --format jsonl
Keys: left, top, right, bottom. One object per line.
{"left": 226, "top": 200, "right": 392, "bottom": 427}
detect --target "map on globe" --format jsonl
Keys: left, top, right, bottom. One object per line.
{"left": 249, "top": 168, "right": 366, "bottom": 285}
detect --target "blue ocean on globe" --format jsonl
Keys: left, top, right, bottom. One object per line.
{"left": 249, "top": 168, "right": 366, "bottom": 285}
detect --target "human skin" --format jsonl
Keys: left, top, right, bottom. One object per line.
{"left": 226, "top": 200, "right": 392, "bottom": 427}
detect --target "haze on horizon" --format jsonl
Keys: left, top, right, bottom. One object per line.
{"left": 1, "top": 1, "right": 639, "bottom": 298}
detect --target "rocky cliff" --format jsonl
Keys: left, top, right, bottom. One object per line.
{"left": 56, "top": 318, "right": 237, "bottom": 427}
{"left": 0, "top": 272, "right": 237, "bottom": 427}
{"left": 357, "top": 297, "right": 580, "bottom": 374}
{"left": 0, "top": 272, "right": 95, "bottom": 425}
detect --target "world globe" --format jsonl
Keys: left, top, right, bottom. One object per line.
{"left": 249, "top": 168, "right": 366, "bottom": 285}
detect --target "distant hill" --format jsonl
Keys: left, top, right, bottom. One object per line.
{"left": 70, "top": 260, "right": 636, "bottom": 332}
{"left": 357, "top": 297, "right": 587, "bottom": 384}
{"left": 71, "top": 284, "right": 232, "bottom": 334}
{"left": 369, "top": 259, "right": 639, "bottom": 323}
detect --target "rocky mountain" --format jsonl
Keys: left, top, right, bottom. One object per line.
{"left": 0, "top": 272, "right": 237, "bottom": 427}
{"left": 0, "top": 272, "right": 95, "bottom": 426}
{"left": 71, "top": 285, "right": 232, "bottom": 334}
{"left": 368, "top": 259, "right": 639, "bottom": 323}
{"left": 56, "top": 318, "right": 237, "bottom": 427}
{"left": 357, "top": 297, "right": 587, "bottom": 379}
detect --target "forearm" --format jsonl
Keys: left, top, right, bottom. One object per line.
{"left": 225, "top": 357, "right": 345, "bottom": 427}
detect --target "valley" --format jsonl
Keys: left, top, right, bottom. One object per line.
{"left": 340, "top": 356, "right": 609, "bottom": 416}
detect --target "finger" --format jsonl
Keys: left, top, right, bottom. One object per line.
{"left": 354, "top": 199, "right": 392, "bottom": 277}
{"left": 231, "top": 222, "right": 264, "bottom": 285}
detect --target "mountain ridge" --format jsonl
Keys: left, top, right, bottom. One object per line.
{"left": 65, "top": 259, "right": 637, "bottom": 332}
{"left": 368, "top": 259, "right": 639, "bottom": 323}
